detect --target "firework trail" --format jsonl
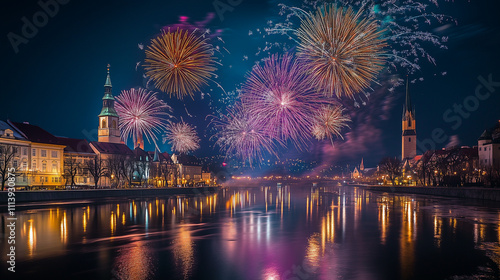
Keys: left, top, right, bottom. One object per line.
{"left": 312, "top": 105, "right": 351, "bottom": 143}
{"left": 164, "top": 121, "right": 200, "bottom": 154}
{"left": 144, "top": 28, "right": 217, "bottom": 100}
{"left": 241, "top": 53, "right": 332, "bottom": 150}
{"left": 296, "top": 4, "right": 387, "bottom": 98}
{"left": 211, "top": 104, "right": 279, "bottom": 165}
{"left": 115, "top": 88, "right": 172, "bottom": 147}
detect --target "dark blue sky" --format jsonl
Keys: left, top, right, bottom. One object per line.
{"left": 1, "top": 0, "right": 500, "bottom": 168}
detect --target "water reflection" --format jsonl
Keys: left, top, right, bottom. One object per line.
{"left": 2, "top": 185, "right": 500, "bottom": 279}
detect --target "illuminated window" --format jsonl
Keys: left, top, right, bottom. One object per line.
{"left": 32, "top": 160, "right": 37, "bottom": 170}
{"left": 22, "top": 162, "right": 27, "bottom": 171}
{"left": 52, "top": 161, "right": 58, "bottom": 172}
{"left": 32, "top": 149, "right": 36, "bottom": 156}
{"left": 102, "top": 119, "right": 107, "bottom": 128}
{"left": 13, "top": 160, "right": 18, "bottom": 168}
{"left": 42, "top": 162, "right": 47, "bottom": 172}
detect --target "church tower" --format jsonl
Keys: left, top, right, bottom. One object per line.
{"left": 402, "top": 78, "right": 416, "bottom": 160}
{"left": 98, "top": 65, "right": 121, "bottom": 144}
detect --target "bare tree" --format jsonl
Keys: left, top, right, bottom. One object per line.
{"left": 86, "top": 155, "right": 107, "bottom": 189}
{"left": 63, "top": 154, "right": 80, "bottom": 188}
{"left": 379, "top": 157, "right": 402, "bottom": 186}
{"left": 107, "top": 155, "right": 124, "bottom": 188}
{"left": 119, "top": 156, "right": 135, "bottom": 188}
{"left": 136, "top": 157, "right": 150, "bottom": 187}
{"left": 0, "top": 144, "right": 17, "bottom": 191}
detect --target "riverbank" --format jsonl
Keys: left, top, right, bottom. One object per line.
{"left": 367, "top": 186, "right": 500, "bottom": 202}
{"left": 0, "top": 187, "right": 218, "bottom": 205}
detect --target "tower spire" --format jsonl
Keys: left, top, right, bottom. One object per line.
{"left": 404, "top": 76, "right": 413, "bottom": 115}
{"left": 105, "top": 64, "right": 112, "bottom": 87}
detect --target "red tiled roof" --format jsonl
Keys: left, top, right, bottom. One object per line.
{"left": 90, "top": 141, "right": 133, "bottom": 155}
{"left": 56, "top": 137, "right": 95, "bottom": 155}
{"left": 9, "top": 121, "right": 62, "bottom": 145}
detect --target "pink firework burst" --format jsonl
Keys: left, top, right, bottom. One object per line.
{"left": 211, "top": 104, "right": 278, "bottom": 164}
{"left": 164, "top": 121, "right": 200, "bottom": 154}
{"left": 115, "top": 88, "right": 172, "bottom": 147}
{"left": 241, "top": 53, "right": 332, "bottom": 149}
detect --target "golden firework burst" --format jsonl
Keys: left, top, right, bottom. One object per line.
{"left": 144, "top": 29, "right": 217, "bottom": 99}
{"left": 297, "top": 4, "right": 387, "bottom": 98}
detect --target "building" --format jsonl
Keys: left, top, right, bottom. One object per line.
{"left": 149, "top": 149, "right": 176, "bottom": 187}
{"left": 478, "top": 120, "right": 500, "bottom": 169}
{"left": 56, "top": 137, "right": 96, "bottom": 187}
{"left": 172, "top": 154, "right": 202, "bottom": 186}
{"left": 0, "top": 121, "right": 31, "bottom": 188}
{"left": 97, "top": 64, "right": 121, "bottom": 144}
{"left": 402, "top": 78, "right": 417, "bottom": 161}
{"left": 9, "top": 120, "right": 65, "bottom": 188}
{"left": 89, "top": 65, "right": 134, "bottom": 187}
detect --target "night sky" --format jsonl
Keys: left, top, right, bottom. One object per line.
{"left": 2, "top": 0, "right": 500, "bottom": 169}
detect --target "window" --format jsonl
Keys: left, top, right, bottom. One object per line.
{"left": 41, "top": 150, "right": 47, "bottom": 157}
{"left": 102, "top": 119, "right": 107, "bottom": 128}
{"left": 409, "top": 138, "right": 411, "bottom": 143}
{"left": 42, "top": 162, "right": 47, "bottom": 172}
{"left": 479, "top": 147, "right": 481, "bottom": 151}
{"left": 32, "top": 149, "right": 36, "bottom": 156}
{"left": 51, "top": 151, "right": 57, "bottom": 158}
{"left": 112, "top": 120, "right": 117, "bottom": 129}
{"left": 22, "top": 147, "right": 27, "bottom": 156}
{"left": 52, "top": 161, "right": 58, "bottom": 172}
{"left": 22, "top": 162, "right": 27, "bottom": 171}
{"left": 13, "top": 160, "right": 18, "bottom": 168}
{"left": 32, "top": 160, "right": 37, "bottom": 170}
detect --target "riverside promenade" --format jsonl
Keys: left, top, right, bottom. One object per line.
{"left": 367, "top": 186, "right": 500, "bottom": 202}
{"left": 0, "top": 186, "right": 218, "bottom": 205}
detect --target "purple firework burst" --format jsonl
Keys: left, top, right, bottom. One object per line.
{"left": 241, "top": 53, "right": 332, "bottom": 149}
{"left": 211, "top": 104, "right": 279, "bottom": 164}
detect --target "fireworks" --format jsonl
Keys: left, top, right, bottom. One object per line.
{"left": 164, "top": 121, "right": 200, "bottom": 154}
{"left": 115, "top": 88, "right": 172, "bottom": 147}
{"left": 296, "top": 4, "right": 387, "bottom": 99}
{"left": 144, "top": 29, "right": 217, "bottom": 99}
{"left": 241, "top": 53, "right": 331, "bottom": 149}
{"left": 211, "top": 105, "right": 277, "bottom": 164}
{"left": 312, "top": 105, "right": 351, "bottom": 142}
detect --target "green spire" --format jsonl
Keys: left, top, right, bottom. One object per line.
{"left": 98, "top": 64, "right": 119, "bottom": 117}
{"left": 104, "top": 64, "right": 112, "bottom": 87}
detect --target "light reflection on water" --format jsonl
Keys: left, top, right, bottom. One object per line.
{"left": 1, "top": 184, "right": 500, "bottom": 280}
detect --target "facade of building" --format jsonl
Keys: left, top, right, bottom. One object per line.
{"left": 0, "top": 121, "right": 31, "bottom": 188}
{"left": 172, "top": 154, "right": 202, "bottom": 185}
{"left": 56, "top": 137, "right": 96, "bottom": 187}
{"left": 402, "top": 79, "right": 417, "bottom": 161}
{"left": 478, "top": 121, "right": 500, "bottom": 169}
{"left": 9, "top": 121, "right": 65, "bottom": 188}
